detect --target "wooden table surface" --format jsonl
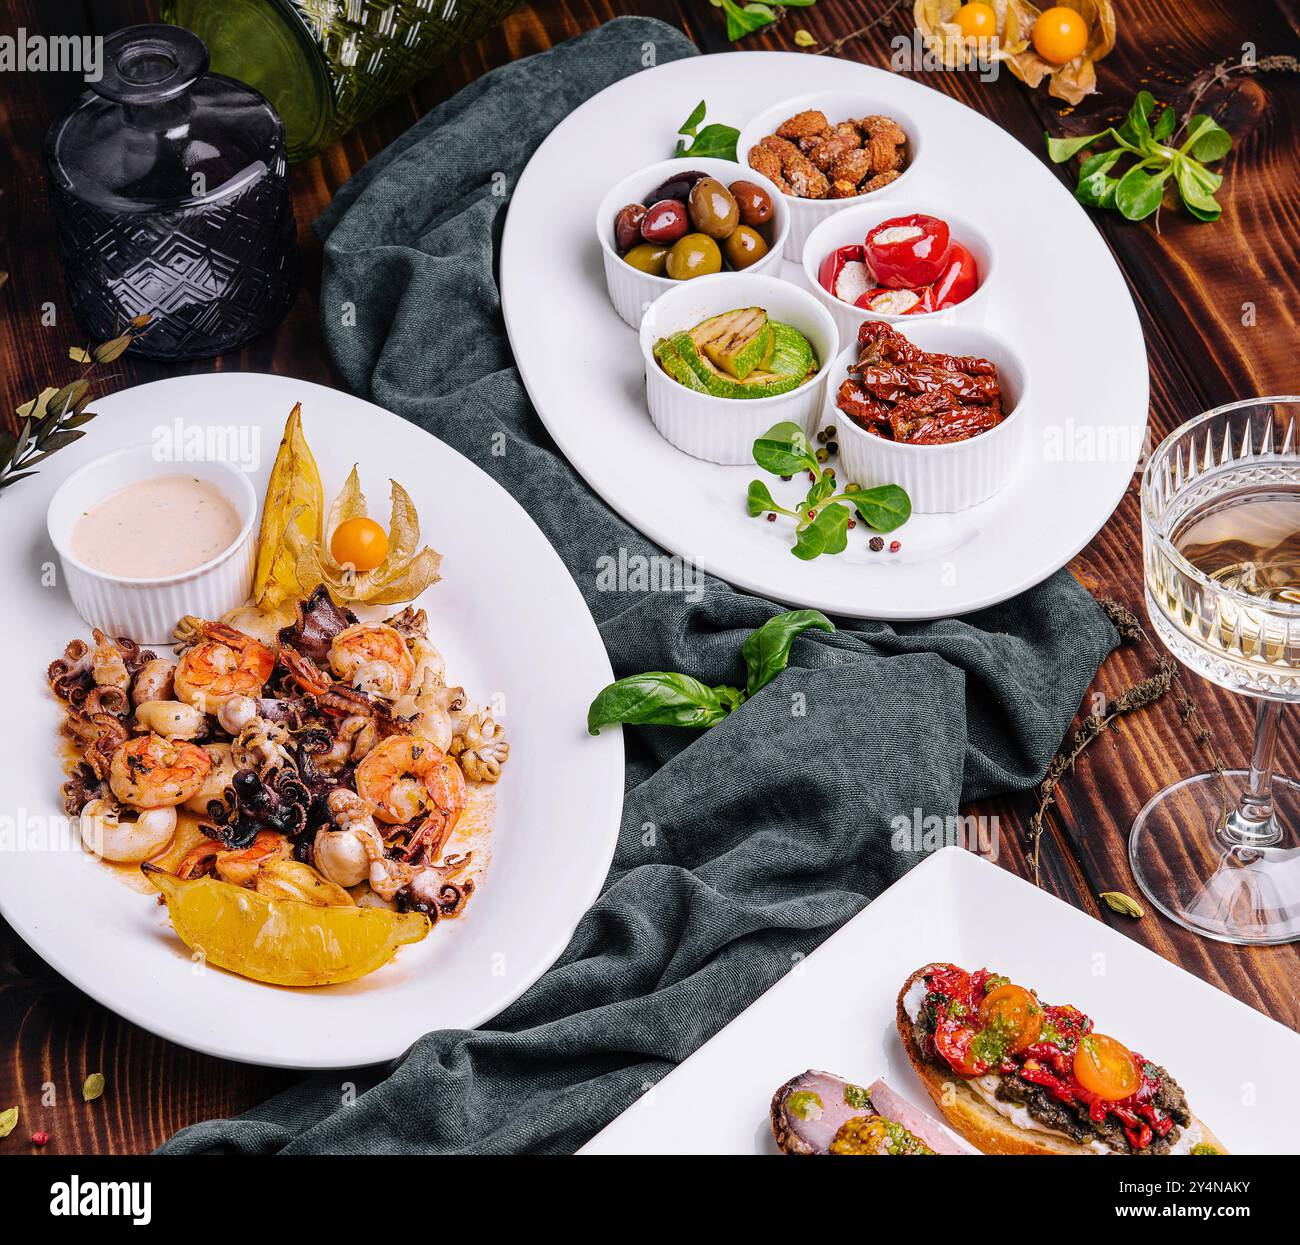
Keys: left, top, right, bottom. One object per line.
{"left": 1, "top": 0, "right": 1297, "bottom": 1154}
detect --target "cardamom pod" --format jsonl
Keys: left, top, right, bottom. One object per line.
{"left": 0, "top": 1107, "right": 17, "bottom": 1138}
{"left": 1100, "top": 890, "right": 1145, "bottom": 919}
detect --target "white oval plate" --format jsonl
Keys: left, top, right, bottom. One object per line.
{"left": 0, "top": 373, "right": 623, "bottom": 1068}
{"left": 501, "top": 52, "right": 1149, "bottom": 619}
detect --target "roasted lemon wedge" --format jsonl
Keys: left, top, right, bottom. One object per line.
{"left": 142, "top": 865, "right": 430, "bottom": 987}
{"left": 253, "top": 402, "right": 323, "bottom": 609}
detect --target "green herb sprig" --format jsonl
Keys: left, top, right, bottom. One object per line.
{"left": 0, "top": 315, "right": 151, "bottom": 494}
{"left": 674, "top": 100, "right": 740, "bottom": 161}
{"left": 710, "top": 0, "right": 819, "bottom": 42}
{"left": 587, "top": 608, "right": 833, "bottom": 734}
{"left": 1046, "top": 89, "right": 1232, "bottom": 222}
{"left": 748, "top": 421, "right": 910, "bottom": 560}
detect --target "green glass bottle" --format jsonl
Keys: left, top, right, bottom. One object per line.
{"left": 161, "top": 0, "right": 522, "bottom": 161}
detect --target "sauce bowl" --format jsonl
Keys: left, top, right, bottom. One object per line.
{"left": 47, "top": 445, "right": 258, "bottom": 644}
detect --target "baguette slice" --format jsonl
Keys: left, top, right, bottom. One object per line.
{"left": 895, "top": 963, "right": 1228, "bottom": 1156}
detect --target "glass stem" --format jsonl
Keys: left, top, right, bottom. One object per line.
{"left": 1225, "top": 699, "right": 1285, "bottom": 846}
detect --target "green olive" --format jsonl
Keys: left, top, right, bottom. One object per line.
{"left": 687, "top": 177, "right": 740, "bottom": 239}
{"left": 665, "top": 233, "right": 722, "bottom": 280}
{"left": 622, "top": 242, "right": 670, "bottom": 276}
{"left": 722, "top": 225, "right": 769, "bottom": 271}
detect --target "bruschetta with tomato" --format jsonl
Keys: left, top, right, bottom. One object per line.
{"left": 896, "top": 963, "right": 1226, "bottom": 1155}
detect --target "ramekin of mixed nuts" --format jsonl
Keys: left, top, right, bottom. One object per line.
{"left": 596, "top": 157, "right": 789, "bottom": 329}
{"left": 736, "top": 90, "right": 920, "bottom": 262}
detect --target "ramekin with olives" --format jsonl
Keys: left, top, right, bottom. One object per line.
{"left": 596, "top": 158, "right": 789, "bottom": 328}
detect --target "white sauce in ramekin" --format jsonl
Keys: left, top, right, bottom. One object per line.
{"left": 72, "top": 475, "right": 243, "bottom": 578}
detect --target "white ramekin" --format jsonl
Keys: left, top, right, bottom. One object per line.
{"left": 47, "top": 444, "right": 258, "bottom": 645}
{"left": 596, "top": 158, "right": 790, "bottom": 329}
{"left": 640, "top": 272, "right": 839, "bottom": 465}
{"left": 824, "top": 322, "right": 1029, "bottom": 513}
{"left": 802, "top": 201, "right": 996, "bottom": 352}
{"left": 736, "top": 90, "right": 922, "bottom": 263}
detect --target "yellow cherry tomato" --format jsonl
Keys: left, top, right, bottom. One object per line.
{"left": 978, "top": 983, "right": 1043, "bottom": 1055}
{"left": 1032, "top": 6, "right": 1089, "bottom": 64}
{"left": 1073, "top": 1033, "right": 1141, "bottom": 1101}
{"left": 954, "top": 2, "right": 998, "bottom": 40}
{"left": 330, "top": 516, "right": 389, "bottom": 572}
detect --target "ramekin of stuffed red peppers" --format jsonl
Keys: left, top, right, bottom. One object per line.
{"left": 802, "top": 203, "right": 995, "bottom": 348}
{"left": 825, "top": 320, "right": 1029, "bottom": 513}
{"left": 597, "top": 158, "right": 789, "bottom": 328}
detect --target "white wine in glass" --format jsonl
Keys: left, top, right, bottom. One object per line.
{"left": 1136, "top": 396, "right": 1300, "bottom": 944}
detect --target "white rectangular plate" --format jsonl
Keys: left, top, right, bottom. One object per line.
{"left": 582, "top": 848, "right": 1300, "bottom": 1155}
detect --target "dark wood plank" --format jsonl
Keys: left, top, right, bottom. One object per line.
{"left": 0, "top": 0, "right": 1297, "bottom": 1153}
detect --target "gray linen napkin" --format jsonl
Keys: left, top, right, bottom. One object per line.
{"left": 161, "top": 16, "right": 1117, "bottom": 1155}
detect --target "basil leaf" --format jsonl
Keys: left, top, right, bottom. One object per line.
{"left": 722, "top": 0, "right": 775, "bottom": 39}
{"left": 843, "top": 483, "right": 912, "bottom": 532}
{"left": 742, "top": 608, "right": 835, "bottom": 697}
{"left": 1183, "top": 114, "right": 1232, "bottom": 163}
{"left": 1114, "top": 163, "right": 1169, "bottom": 221}
{"left": 792, "top": 502, "right": 850, "bottom": 560}
{"left": 747, "top": 479, "right": 779, "bottom": 516}
{"left": 753, "top": 421, "right": 814, "bottom": 476}
{"left": 587, "top": 672, "right": 743, "bottom": 734}
{"left": 1152, "top": 106, "right": 1176, "bottom": 141}
{"left": 679, "top": 122, "right": 740, "bottom": 161}
{"left": 1045, "top": 131, "right": 1106, "bottom": 163}
{"left": 677, "top": 100, "right": 706, "bottom": 139}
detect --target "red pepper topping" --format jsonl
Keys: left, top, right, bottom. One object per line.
{"left": 864, "top": 214, "right": 952, "bottom": 289}
{"left": 918, "top": 967, "right": 1168, "bottom": 1151}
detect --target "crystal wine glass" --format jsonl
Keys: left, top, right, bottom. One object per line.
{"left": 1135, "top": 396, "right": 1300, "bottom": 944}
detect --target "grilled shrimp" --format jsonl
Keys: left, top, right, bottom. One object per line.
{"left": 109, "top": 733, "right": 212, "bottom": 809}
{"left": 175, "top": 622, "right": 275, "bottom": 714}
{"left": 80, "top": 798, "right": 177, "bottom": 862}
{"left": 328, "top": 623, "right": 415, "bottom": 697}
{"left": 354, "top": 736, "right": 464, "bottom": 828}
{"left": 213, "top": 829, "right": 292, "bottom": 887}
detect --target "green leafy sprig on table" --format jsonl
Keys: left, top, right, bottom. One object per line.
{"left": 710, "top": 0, "right": 818, "bottom": 43}
{"left": 1046, "top": 89, "right": 1232, "bottom": 222}
{"left": 747, "top": 421, "right": 911, "bottom": 560}
{"left": 587, "top": 608, "right": 833, "bottom": 733}
{"left": 0, "top": 316, "right": 151, "bottom": 495}
{"left": 674, "top": 100, "right": 741, "bottom": 161}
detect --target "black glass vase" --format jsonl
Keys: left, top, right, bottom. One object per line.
{"left": 43, "top": 24, "right": 298, "bottom": 360}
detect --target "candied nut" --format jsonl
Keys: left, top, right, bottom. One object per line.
{"left": 832, "top": 121, "right": 861, "bottom": 142}
{"left": 861, "top": 170, "right": 902, "bottom": 193}
{"left": 808, "top": 132, "right": 859, "bottom": 173}
{"left": 865, "top": 133, "right": 904, "bottom": 173}
{"left": 830, "top": 148, "right": 873, "bottom": 187}
{"left": 775, "top": 109, "right": 831, "bottom": 141}
{"left": 857, "top": 115, "right": 907, "bottom": 147}
{"left": 787, "top": 161, "right": 830, "bottom": 199}
{"left": 758, "top": 134, "right": 802, "bottom": 160}
{"left": 829, "top": 179, "right": 862, "bottom": 199}
{"left": 747, "top": 144, "right": 788, "bottom": 189}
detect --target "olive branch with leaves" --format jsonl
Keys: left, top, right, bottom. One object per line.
{"left": 0, "top": 316, "right": 151, "bottom": 495}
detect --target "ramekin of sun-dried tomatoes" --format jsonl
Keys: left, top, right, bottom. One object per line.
{"left": 823, "top": 320, "right": 1028, "bottom": 513}
{"left": 736, "top": 91, "right": 920, "bottom": 262}
{"left": 802, "top": 201, "right": 995, "bottom": 349}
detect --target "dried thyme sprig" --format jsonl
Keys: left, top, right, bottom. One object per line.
{"left": 1027, "top": 596, "right": 1227, "bottom": 886}
{"left": 0, "top": 315, "right": 151, "bottom": 495}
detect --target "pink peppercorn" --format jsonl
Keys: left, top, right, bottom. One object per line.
{"left": 31, "top": 1131, "right": 49, "bottom": 1147}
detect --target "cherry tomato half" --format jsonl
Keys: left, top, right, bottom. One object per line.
{"left": 934, "top": 1019, "right": 989, "bottom": 1077}
{"left": 978, "top": 984, "right": 1043, "bottom": 1055}
{"left": 330, "top": 516, "right": 389, "bottom": 572}
{"left": 1032, "top": 6, "right": 1089, "bottom": 65}
{"left": 1073, "top": 1033, "right": 1141, "bottom": 1101}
